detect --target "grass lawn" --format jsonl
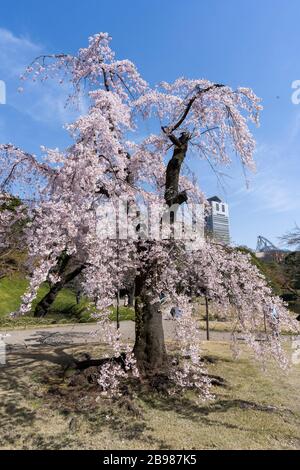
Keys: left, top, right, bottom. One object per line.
{"left": 0, "top": 340, "right": 299, "bottom": 450}
{"left": 0, "top": 276, "right": 297, "bottom": 333}
{"left": 0, "top": 276, "right": 134, "bottom": 328}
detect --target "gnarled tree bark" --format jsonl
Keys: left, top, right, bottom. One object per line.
{"left": 133, "top": 266, "right": 168, "bottom": 375}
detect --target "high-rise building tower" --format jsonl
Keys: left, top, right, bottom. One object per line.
{"left": 206, "top": 196, "right": 230, "bottom": 245}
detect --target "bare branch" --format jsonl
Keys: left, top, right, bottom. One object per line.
{"left": 167, "top": 83, "right": 224, "bottom": 135}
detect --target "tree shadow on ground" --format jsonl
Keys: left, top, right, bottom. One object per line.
{"left": 0, "top": 342, "right": 89, "bottom": 448}
{"left": 1, "top": 344, "right": 297, "bottom": 449}
{"left": 23, "top": 329, "right": 101, "bottom": 348}
{"left": 5, "top": 344, "right": 79, "bottom": 370}
{"left": 0, "top": 358, "right": 36, "bottom": 448}
{"left": 0, "top": 345, "right": 172, "bottom": 449}
{"left": 140, "top": 391, "right": 295, "bottom": 434}
{"left": 84, "top": 409, "right": 171, "bottom": 449}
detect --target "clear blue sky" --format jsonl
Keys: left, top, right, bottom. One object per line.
{"left": 1, "top": 0, "right": 300, "bottom": 249}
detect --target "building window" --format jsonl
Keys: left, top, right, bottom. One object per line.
{"left": 222, "top": 204, "right": 225, "bottom": 212}
{"left": 216, "top": 203, "right": 219, "bottom": 211}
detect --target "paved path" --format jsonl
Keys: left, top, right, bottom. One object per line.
{"left": 0, "top": 320, "right": 233, "bottom": 349}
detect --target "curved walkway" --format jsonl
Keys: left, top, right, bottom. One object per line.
{"left": 0, "top": 320, "right": 232, "bottom": 348}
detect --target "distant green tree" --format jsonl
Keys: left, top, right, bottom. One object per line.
{"left": 280, "top": 227, "right": 300, "bottom": 309}
{"left": 283, "top": 252, "right": 300, "bottom": 291}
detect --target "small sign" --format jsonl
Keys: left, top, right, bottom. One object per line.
{"left": 292, "top": 338, "right": 300, "bottom": 365}
{"left": 0, "top": 338, "right": 6, "bottom": 365}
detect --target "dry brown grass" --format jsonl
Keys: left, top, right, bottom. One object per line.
{"left": 0, "top": 340, "right": 299, "bottom": 450}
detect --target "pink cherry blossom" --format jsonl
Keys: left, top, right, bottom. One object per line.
{"left": 0, "top": 33, "right": 297, "bottom": 397}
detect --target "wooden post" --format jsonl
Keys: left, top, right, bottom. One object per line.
{"left": 116, "top": 290, "right": 120, "bottom": 330}
{"left": 116, "top": 217, "right": 120, "bottom": 330}
{"left": 263, "top": 310, "right": 267, "bottom": 334}
{"left": 205, "top": 295, "right": 210, "bottom": 341}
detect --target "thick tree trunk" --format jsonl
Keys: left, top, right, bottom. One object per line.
{"left": 164, "top": 133, "right": 189, "bottom": 208}
{"left": 127, "top": 283, "right": 135, "bottom": 307}
{"left": 133, "top": 134, "right": 190, "bottom": 376}
{"left": 133, "top": 291, "right": 168, "bottom": 376}
{"left": 34, "top": 282, "right": 64, "bottom": 317}
{"left": 34, "top": 265, "right": 84, "bottom": 317}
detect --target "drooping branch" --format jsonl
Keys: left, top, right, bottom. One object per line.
{"left": 28, "top": 54, "right": 69, "bottom": 67}
{"left": 0, "top": 144, "right": 56, "bottom": 191}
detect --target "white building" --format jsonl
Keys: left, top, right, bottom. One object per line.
{"left": 206, "top": 196, "right": 230, "bottom": 245}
